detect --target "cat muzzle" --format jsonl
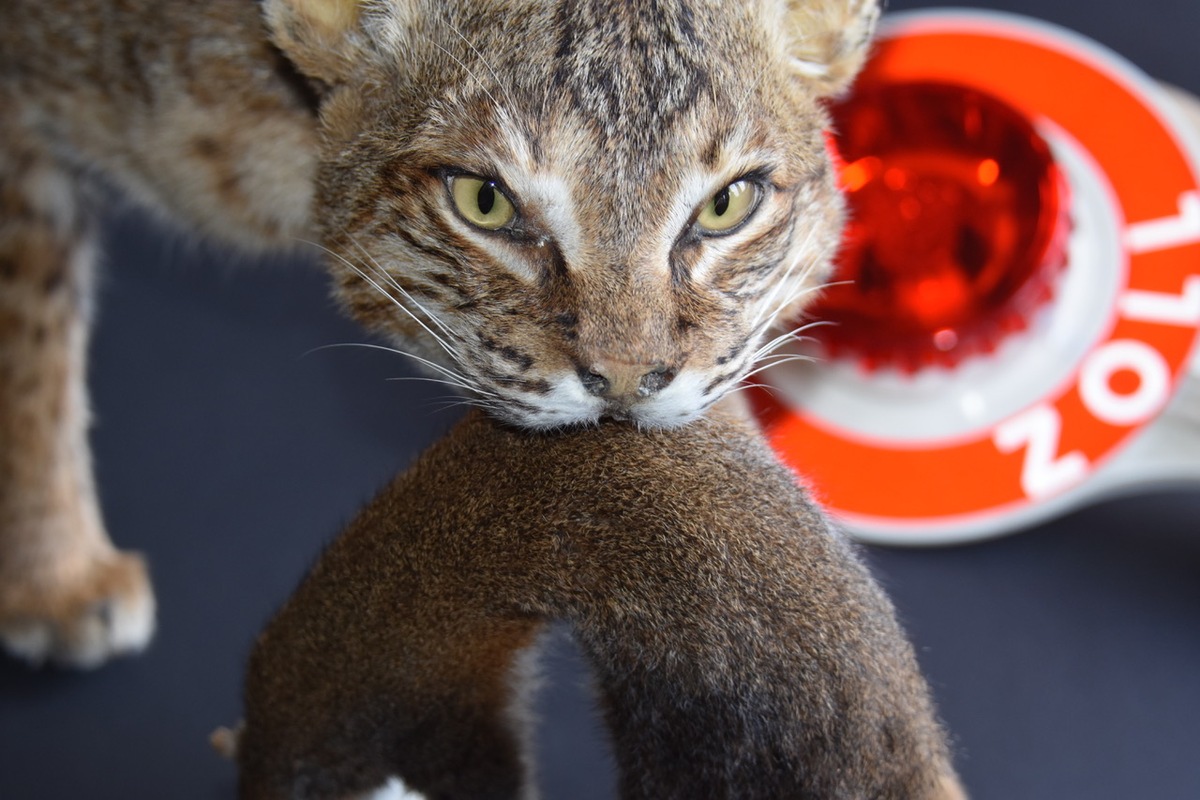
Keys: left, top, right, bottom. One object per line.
{"left": 578, "top": 362, "right": 677, "bottom": 405}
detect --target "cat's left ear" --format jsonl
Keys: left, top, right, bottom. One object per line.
{"left": 779, "top": 0, "right": 881, "bottom": 96}
{"left": 263, "top": 0, "right": 364, "bottom": 84}
{"left": 263, "top": 0, "right": 417, "bottom": 85}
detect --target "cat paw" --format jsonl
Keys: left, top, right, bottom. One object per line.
{"left": 0, "top": 551, "right": 156, "bottom": 669}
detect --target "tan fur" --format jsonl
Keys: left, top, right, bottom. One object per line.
{"left": 0, "top": 131, "right": 155, "bottom": 665}
{"left": 1, "top": 0, "right": 878, "bottom": 666}
{"left": 782, "top": 0, "right": 881, "bottom": 94}
{"left": 287, "top": 0, "right": 362, "bottom": 32}
{"left": 234, "top": 409, "right": 966, "bottom": 799}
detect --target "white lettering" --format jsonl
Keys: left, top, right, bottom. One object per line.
{"left": 1119, "top": 275, "right": 1200, "bottom": 326}
{"left": 994, "top": 404, "right": 1089, "bottom": 500}
{"left": 1078, "top": 339, "right": 1171, "bottom": 426}
{"left": 1125, "top": 190, "right": 1200, "bottom": 254}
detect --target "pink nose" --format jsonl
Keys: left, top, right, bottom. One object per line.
{"left": 578, "top": 362, "right": 676, "bottom": 400}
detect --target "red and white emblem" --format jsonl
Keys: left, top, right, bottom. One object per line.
{"left": 753, "top": 11, "right": 1200, "bottom": 543}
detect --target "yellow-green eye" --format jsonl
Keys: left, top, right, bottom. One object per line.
{"left": 450, "top": 176, "right": 516, "bottom": 230}
{"left": 696, "top": 180, "right": 760, "bottom": 234}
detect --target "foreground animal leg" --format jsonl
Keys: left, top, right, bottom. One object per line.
{"left": 0, "top": 133, "right": 154, "bottom": 667}
{"left": 568, "top": 516, "right": 966, "bottom": 800}
{"left": 530, "top": 421, "right": 964, "bottom": 799}
{"left": 237, "top": 501, "right": 544, "bottom": 800}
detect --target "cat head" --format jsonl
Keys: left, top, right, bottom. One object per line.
{"left": 265, "top": 0, "right": 878, "bottom": 429}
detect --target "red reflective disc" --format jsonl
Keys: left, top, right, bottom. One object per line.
{"left": 751, "top": 11, "right": 1200, "bottom": 543}
{"left": 814, "top": 81, "right": 1070, "bottom": 370}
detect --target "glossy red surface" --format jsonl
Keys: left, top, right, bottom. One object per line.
{"left": 815, "top": 81, "right": 1069, "bottom": 371}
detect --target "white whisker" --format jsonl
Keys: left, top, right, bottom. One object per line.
{"left": 733, "top": 63, "right": 773, "bottom": 121}
{"left": 429, "top": 40, "right": 505, "bottom": 118}
{"left": 445, "top": 23, "right": 518, "bottom": 122}
{"left": 428, "top": 395, "right": 505, "bottom": 415}
{"left": 752, "top": 349, "right": 819, "bottom": 366}
{"left": 385, "top": 375, "right": 495, "bottom": 394}
{"left": 345, "top": 237, "right": 460, "bottom": 343}
{"left": 762, "top": 276, "right": 848, "bottom": 333}
{"left": 751, "top": 320, "right": 830, "bottom": 362}
{"left": 726, "top": 380, "right": 784, "bottom": 399}
{"left": 751, "top": 223, "right": 821, "bottom": 328}
{"left": 306, "top": 341, "right": 498, "bottom": 399}
{"left": 297, "top": 237, "right": 471, "bottom": 371}
{"left": 741, "top": 355, "right": 817, "bottom": 381}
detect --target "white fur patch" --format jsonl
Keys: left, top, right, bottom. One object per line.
{"left": 25, "top": 162, "right": 80, "bottom": 236}
{"left": 514, "top": 374, "right": 606, "bottom": 429}
{"left": 633, "top": 368, "right": 713, "bottom": 428}
{"left": 790, "top": 57, "right": 831, "bottom": 78}
{"left": 663, "top": 169, "right": 721, "bottom": 254}
{"left": 478, "top": 238, "right": 541, "bottom": 284}
{"left": 0, "top": 624, "right": 54, "bottom": 665}
{"left": 361, "top": 777, "right": 428, "bottom": 800}
{"left": 508, "top": 171, "right": 585, "bottom": 268}
{"left": 0, "top": 577, "right": 155, "bottom": 669}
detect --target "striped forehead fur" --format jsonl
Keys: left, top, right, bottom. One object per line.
{"left": 306, "top": 0, "right": 874, "bottom": 429}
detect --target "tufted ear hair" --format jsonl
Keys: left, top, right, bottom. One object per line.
{"left": 263, "top": 0, "right": 366, "bottom": 84}
{"left": 781, "top": 0, "right": 881, "bottom": 96}
{"left": 263, "top": 0, "right": 418, "bottom": 84}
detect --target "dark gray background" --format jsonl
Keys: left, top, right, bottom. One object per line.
{"left": 2, "top": 1, "right": 1198, "bottom": 798}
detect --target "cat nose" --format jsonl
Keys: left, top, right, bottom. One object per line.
{"left": 578, "top": 362, "right": 677, "bottom": 400}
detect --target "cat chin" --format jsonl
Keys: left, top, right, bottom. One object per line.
{"left": 497, "top": 402, "right": 705, "bottom": 433}
{"left": 493, "top": 404, "right": 603, "bottom": 433}
{"left": 525, "top": 397, "right": 712, "bottom": 431}
{"left": 492, "top": 369, "right": 717, "bottom": 431}
{"left": 624, "top": 404, "right": 708, "bottom": 431}
{"left": 625, "top": 369, "right": 718, "bottom": 430}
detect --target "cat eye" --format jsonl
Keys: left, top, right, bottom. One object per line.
{"left": 449, "top": 175, "right": 516, "bottom": 230}
{"left": 696, "top": 180, "right": 761, "bottom": 235}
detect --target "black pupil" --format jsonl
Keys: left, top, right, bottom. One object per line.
{"left": 713, "top": 188, "right": 730, "bottom": 217}
{"left": 477, "top": 182, "right": 496, "bottom": 215}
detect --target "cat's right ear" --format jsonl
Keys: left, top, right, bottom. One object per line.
{"left": 262, "top": 0, "right": 382, "bottom": 85}
{"left": 780, "top": 0, "right": 881, "bottom": 97}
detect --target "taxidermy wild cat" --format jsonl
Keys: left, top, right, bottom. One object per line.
{"left": 229, "top": 409, "right": 966, "bottom": 800}
{"left": 0, "top": 0, "right": 878, "bottom": 666}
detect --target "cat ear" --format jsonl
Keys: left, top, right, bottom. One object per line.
{"left": 781, "top": 0, "right": 881, "bottom": 96}
{"left": 262, "top": 0, "right": 377, "bottom": 84}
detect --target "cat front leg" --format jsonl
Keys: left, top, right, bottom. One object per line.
{"left": 0, "top": 132, "right": 154, "bottom": 668}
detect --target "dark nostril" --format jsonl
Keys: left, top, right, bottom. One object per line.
{"left": 638, "top": 366, "right": 676, "bottom": 397}
{"left": 578, "top": 366, "right": 610, "bottom": 397}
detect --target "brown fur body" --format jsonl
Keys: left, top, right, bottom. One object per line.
{"left": 1, "top": 0, "right": 880, "bottom": 667}
{"left": 237, "top": 410, "right": 964, "bottom": 800}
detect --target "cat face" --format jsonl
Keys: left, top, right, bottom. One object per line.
{"left": 269, "top": 0, "right": 878, "bottom": 429}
